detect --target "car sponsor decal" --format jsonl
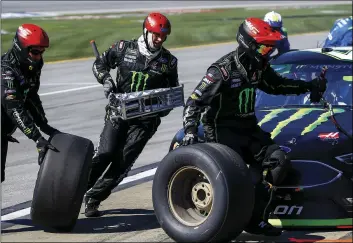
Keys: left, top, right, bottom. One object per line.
{"left": 343, "top": 76, "right": 352, "bottom": 82}
{"left": 268, "top": 218, "right": 353, "bottom": 228}
{"left": 257, "top": 108, "right": 346, "bottom": 139}
{"left": 318, "top": 132, "right": 339, "bottom": 140}
{"left": 318, "top": 132, "right": 340, "bottom": 145}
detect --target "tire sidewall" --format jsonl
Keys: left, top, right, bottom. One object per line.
{"left": 153, "top": 146, "right": 229, "bottom": 242}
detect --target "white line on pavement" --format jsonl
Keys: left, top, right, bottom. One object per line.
{"left": 41, "top": 83, "right": 96, "bottom": 86}
{"left": 39, "top": 84, "right": 101, "bottom": 96}
{"left": 1, "top": 208, "right": 31, "bottom": 222}
{"left": 38, "top": 79, "right": 195, "bottom": 97}
{"left": 1, "top": 167, "right": 158, "bottom": 222}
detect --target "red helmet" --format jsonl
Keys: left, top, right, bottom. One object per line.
{"left": 12, "top": 23, "right": 49, "bottom": 72}
{"left": 236, "top": 18, "right": 284, "bottom": 62}
{"left": 142, "top": 12, "right": 171, "bottom": 52}
{"left": 143, "top": 12, "right": 171, "bottom": 38}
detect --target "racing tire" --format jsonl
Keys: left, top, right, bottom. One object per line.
{"left": 152, "top": 142, "right": 255, "bottom": 242}
{"left": 30, "top": 133, "right": 94, "bottom": 232}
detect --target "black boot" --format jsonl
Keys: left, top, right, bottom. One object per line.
{"left": 244, "top": 219, "right": 282, "bottom": 236}
{"left": 84, "top": 195, "right": 102, "bottom": 217}
{"left": 244, "top": 181, "right": 282, "bottom": 236}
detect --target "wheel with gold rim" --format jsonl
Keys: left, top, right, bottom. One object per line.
{"left": 152, "top": 142, "right": 255, "bottom": 242}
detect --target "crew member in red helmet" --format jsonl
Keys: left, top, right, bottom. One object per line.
{"left": 1, "top": 24, "right": 60, "bottom": 183}
{"left": 85, "top": 12, "right": 179, "bottom": 217}
{"left": 181, "top": 18, "right": 327, "bottom": 236}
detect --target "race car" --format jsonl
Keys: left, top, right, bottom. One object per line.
{"left": 152, "top": 46, "right": 353, "bottom": 242}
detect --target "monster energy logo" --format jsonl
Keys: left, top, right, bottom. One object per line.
{"left": 130, "top": 71, "right": 149, "bottom": 92}
{"left": 258, "top": 108, "right": 346, "bottom": 139}
{"left": 239, "top": 88, "right": 255, "bottom": 113}
{"left": 7, "top": 80, "right": 14, "bottom": 89}
{"left": 161, "top": 64, "right": 167, "bottom": 72}
{"left": 13, "top": 110, "right": 31, "bottom": 135}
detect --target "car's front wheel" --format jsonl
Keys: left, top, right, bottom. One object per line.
{"left": 152, "top": 142, "right": 255, "bottom": 242}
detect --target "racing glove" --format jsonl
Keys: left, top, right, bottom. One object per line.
{"left": 310, "top": 76, "right": 327, "bottom": 103}
{"left": 7, "top": 135, "right": 19, "bottom": 143}
{"left": 103, "top": 76, "right": 116, "bottom": 99}
{"left": 181, "top": 132, "right": 198, "bottom": 146}
{"left": 36, "top": 136, "right": 57, "bottom": 165}
{"left": 92, "top": 57, "right": 116, "bottom": 98}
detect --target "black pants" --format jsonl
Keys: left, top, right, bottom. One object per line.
{"left": 1, "top": 111, "right": 16, "bottom": 183}
{"left": 1, "top": 134, "right": 9, "bottom": 183}
{"left": 212, "top": 123, "right": 289, "bottom": 185}
{"left": 85, "top": 116, "right": 161, "bottom": 203}
{"left": 210, "top": 123, "right": 291, "bottom": 225}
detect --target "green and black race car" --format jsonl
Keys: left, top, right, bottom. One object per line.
{"left": 152, "top": 46, "right": 353, "bottom": 242}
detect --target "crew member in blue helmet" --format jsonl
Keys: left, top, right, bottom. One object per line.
{"left": 264, "top": 11, "right": 290, "bottom": 55}
{"left": 323, "top": 16, "right": 352, "bottom": 47}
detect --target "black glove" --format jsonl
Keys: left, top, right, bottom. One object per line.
{"left": 7, "top": 135, "right": 19, "bottom": 143}
{"left": 310, "top": 76, "right": 327, "bottom": 103}
{"left": 36, "top": 136, "right": 57, "bottom": 165}
{"left": 181, "top": 132, "right": 198, "bottom": 146}
{"left": 103, "top": 76, "right": 116, "bottom": 99}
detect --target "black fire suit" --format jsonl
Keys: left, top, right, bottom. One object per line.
{"left": 85, "top": 39, "right": 179, "bottom": 203}
{"left": 1, "top": 51, "right": 56, "bottom": 182}
{"left": 183, "top": 49, "right": 314, "bottom": 228}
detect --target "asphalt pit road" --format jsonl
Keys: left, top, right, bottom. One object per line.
{"left": 233, "top": 229, "right": 348, "bottom": 242}
{"left": 1, "top": 209, "right": 159, "bottom": 235}
{"left": 72, "top": 208, "right": 159, "bottom": 234}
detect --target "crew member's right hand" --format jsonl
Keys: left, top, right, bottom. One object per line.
{"left": 103, "top": 76, "right": 116, "bottom": 99}
{"left": 181, "top": 132, "right": 198, "bottom": 146}
{"left": 310, "top": 76, "right": 327, "bottom": 103}
{"left": 36, "top": 136, "right": 57, "bottom": 165}
{"left": 7, "top": 135, "right": 19, "bottom": 143}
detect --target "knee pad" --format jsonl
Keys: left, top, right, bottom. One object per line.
{"left": 268, "top": 149, "right": 289, "bottom": 167}
{"left": 263, "top": 147, "right": 291, "bottom": 185}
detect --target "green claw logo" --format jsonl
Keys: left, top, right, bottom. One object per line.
{"left": 239, "top": 88, "right": 255, "bottom": 113}
{"left": 301, "top": 109, "right": 345, "bottom": 136}
{"left": 258, "top": 108, "right": 291, "bottom": 127}
{"left": 130, "top": 71, "right": 149, "bottom": 92}
{"left": 258, "top": 108, "right": 346, "bottom": 139}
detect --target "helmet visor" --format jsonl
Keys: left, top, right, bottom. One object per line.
{"left": 29, "top": 48, "right": 45, "bottom": 55}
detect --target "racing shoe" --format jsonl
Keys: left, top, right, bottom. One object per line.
{"left": 244, "top": 220, "right": 282, "bottom": 236}
{"left": 84, "top": 196, "right": 102, "bottom": 217}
